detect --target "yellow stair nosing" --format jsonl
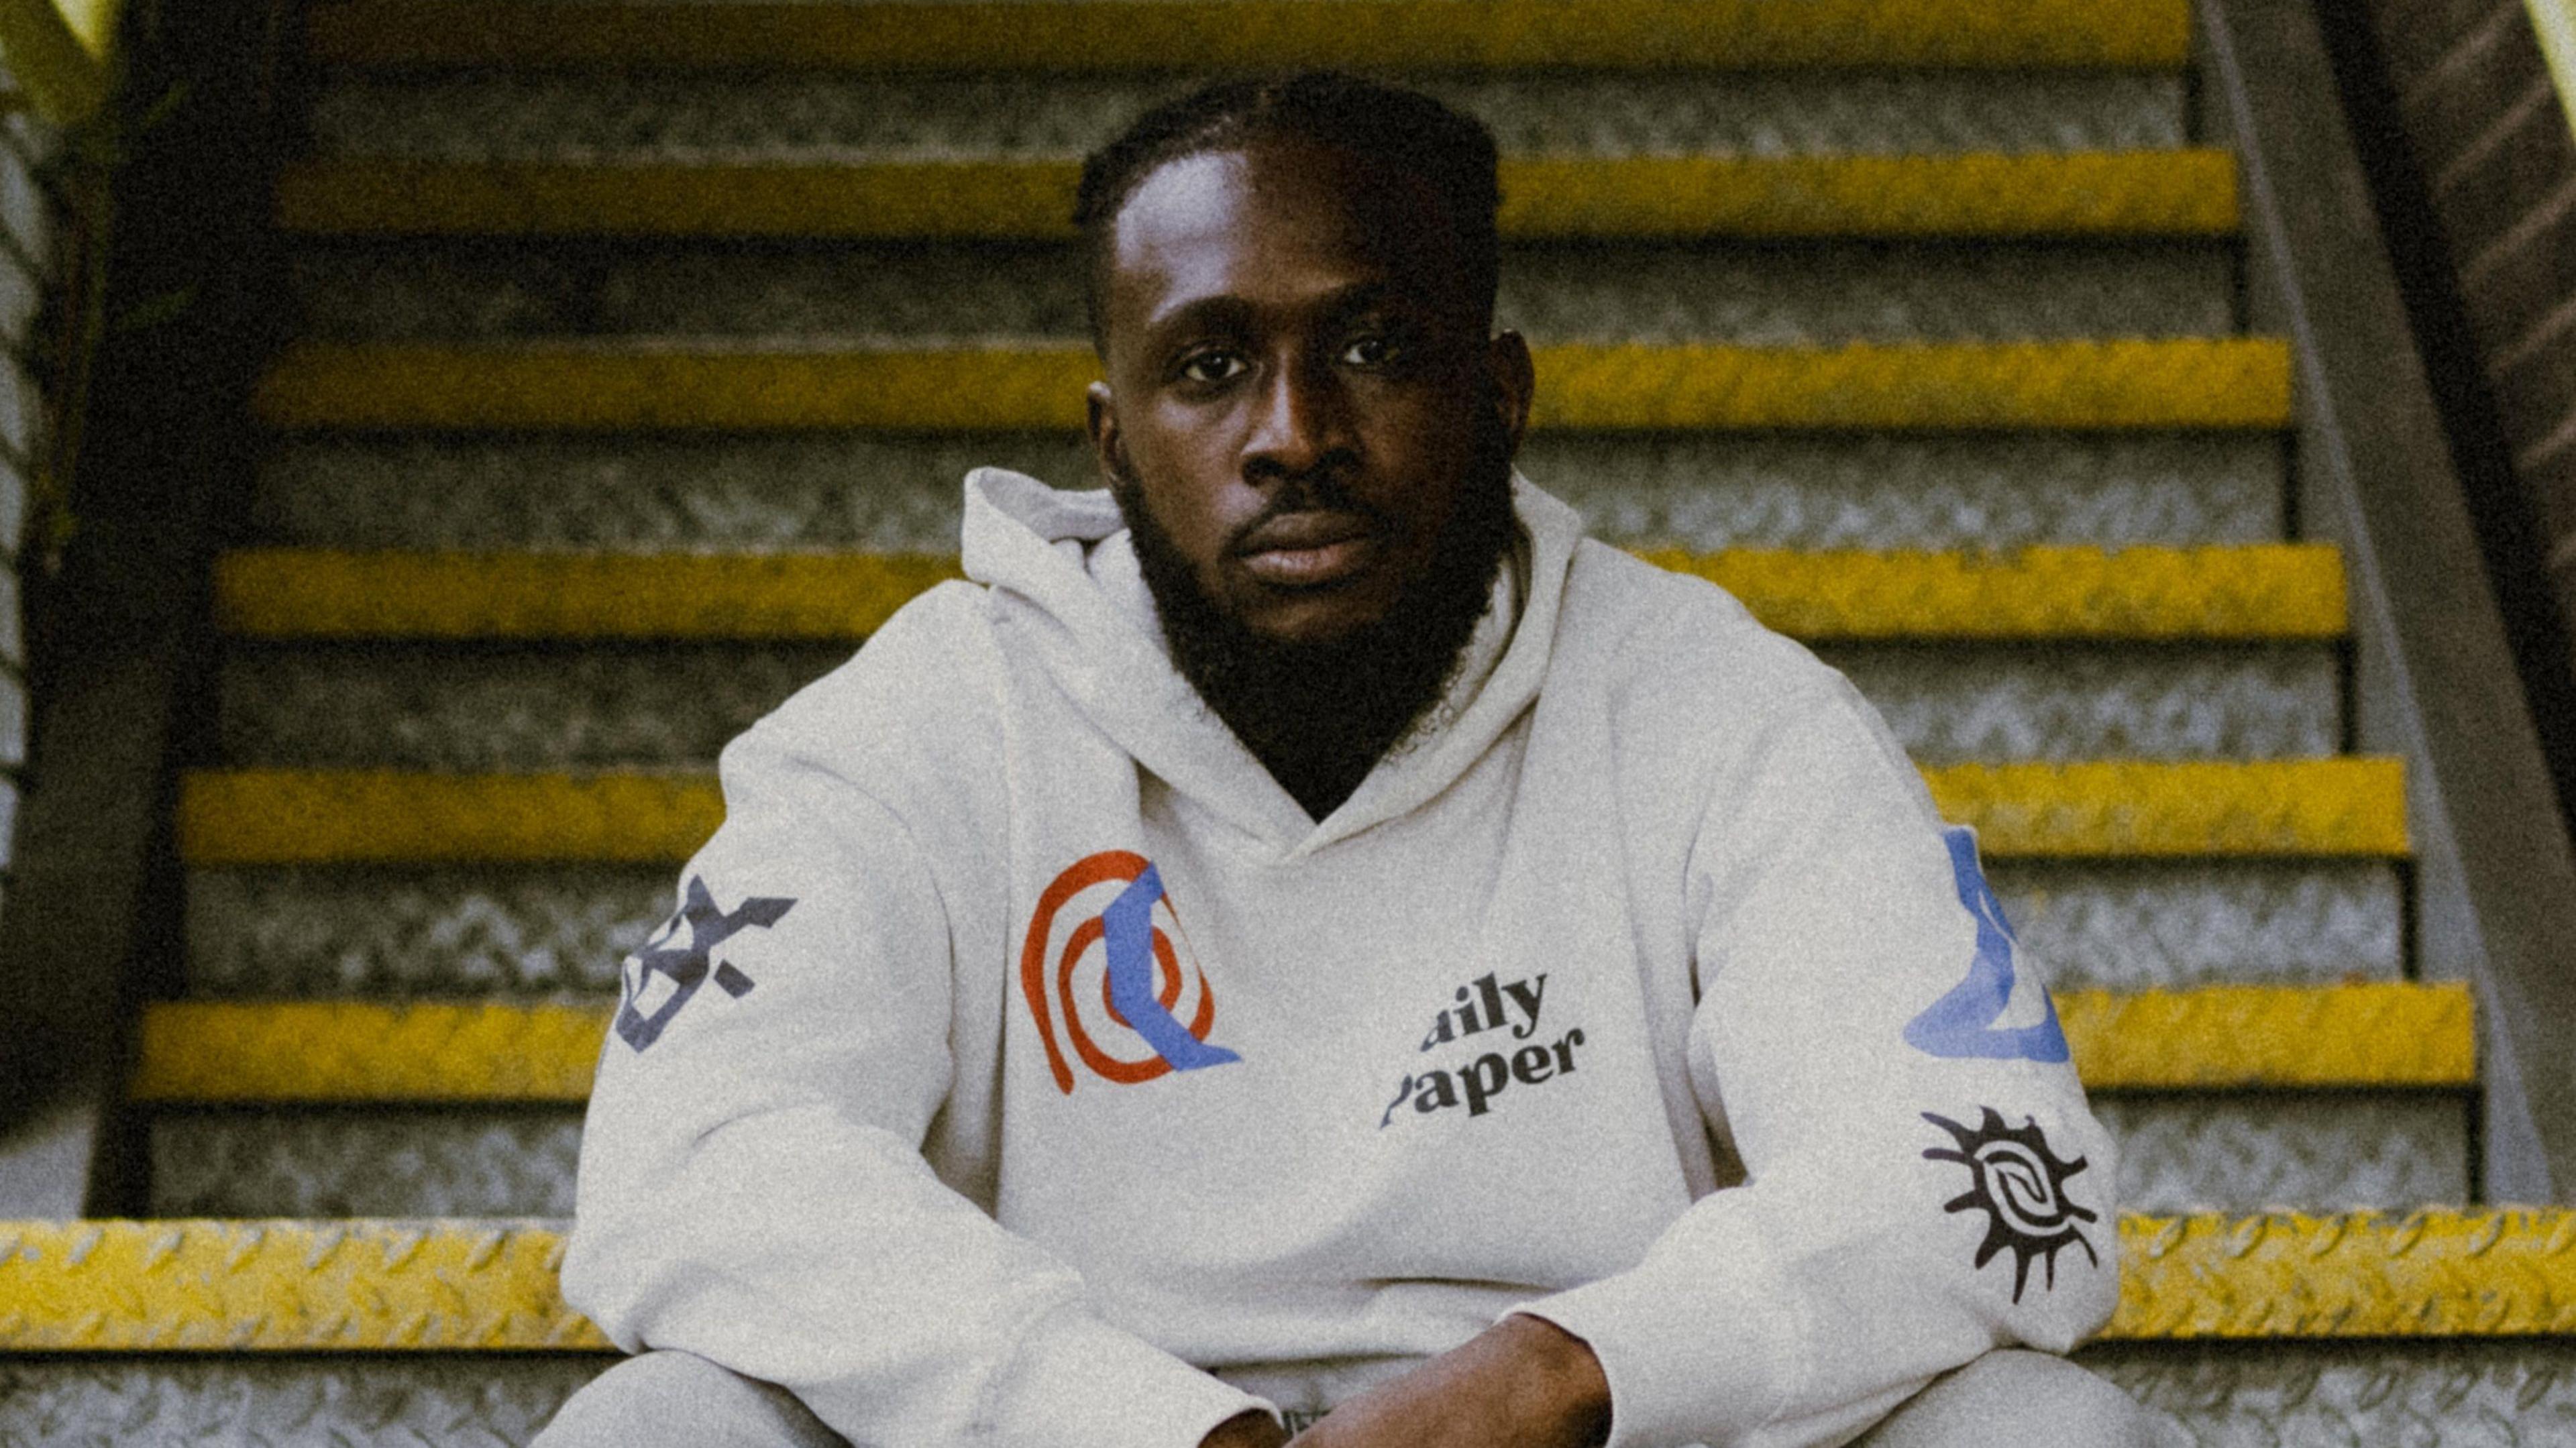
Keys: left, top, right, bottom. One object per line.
{"left": 126, "top": 982, "right": 2477, "bottom": 1106}
{"left": 4, "top": 1209, "right": 2566, "bottom": 1348}
{"left": 305, "top": 0, "right": 2194, "bottom": 72}
{"left": 272, "top": 152, "right": 2239, "bottom": 241}
{"left": 213, "top": 544, "right": 2349, "bottom": 644}
{"left": 173, "top": 759, "right": 2411, "bottom": 866}
{"left": 2053, "top": 980, "right": 2473, "bottom": 1091}
{"left": 252, "top": 337, "right": 2297, "bottom": 433}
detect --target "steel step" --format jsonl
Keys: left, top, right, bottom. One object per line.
{"left": 141, "top": 1093, "right": 2473, "bottom": 1219}
{"left": 249, "top": 433, "right": 2290, "bottom": 553}
{"left": 210, "top": 640, "right": 2343, "bottom": 771}
{"left": 4, "top": 1213, "right": 2565, "bottom": 1349}
{"left": 177, "top": 859, "right": 2407, "bottom": 1000}
{"left": 276, "top": 152, "right": 2235, "bottom": 240}
{"left": 299, "top": 71, "right": 2188, "bottom": 166}
{"left": 305, "top": 0, "right": 2193, "bottom": 73}
{"left": 125, "top": 984, "right": 2475, "bottom": 1105}
{"left": 8, "top": 1343, "right": 2573, "bottom": 1448}
{"left": 281, "top": 238, "right": 2239, "bottom": 345}
{"left": 252, "top": 338, "right": 2294, "bottom": 433}
{"left": 171, "top": 759, "right": 2410, "bottom": 867}
{"left": 211, "top": 545, "right": 2347, "bottom": 643}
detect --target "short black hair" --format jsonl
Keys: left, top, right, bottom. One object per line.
{"left": 1073, "top": 71, "right": 1503, "bottom": 353}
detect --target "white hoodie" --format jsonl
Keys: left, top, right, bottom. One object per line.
{"left": 562, "top": 469, "right": 2120, "bottom": 1448}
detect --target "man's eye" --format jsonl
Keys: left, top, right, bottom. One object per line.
{"left": 1179, "top": 351, "right": 1245, "bottom": 384}
{"left": 1342, "top": 335, "right": 1401, "bottom": 368}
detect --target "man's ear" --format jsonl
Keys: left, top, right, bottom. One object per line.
{"left": 1487, "top": 330, "right": 1535, "bottom": 460}
{"left": 1085, "top": 380, "right": 1124, "bottom": 486}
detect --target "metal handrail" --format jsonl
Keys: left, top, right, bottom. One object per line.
{"left": 0, "top": 0, "right": 111, "bottom": 123}
{"left": 2531, "top": 0, "right": 2576, "bottom": 142}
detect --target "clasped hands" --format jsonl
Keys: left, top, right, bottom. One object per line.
{"left": 1200, "top": 1315, "right": 1610, "bottom": 1448}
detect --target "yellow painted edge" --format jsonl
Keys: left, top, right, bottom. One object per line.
{"left": 177, "top": 771, "right": 727, "bottom": 867}
{"left": 216, "top": 544, "right": 2347, "bottom": 643}
{"left": 0, "top": 1220, "right": 606, "bottom": 1350}
{"left": 306, "top": 0, "right": 2192, "bottom": 70}
{"left": 128, "top": 984, "right": 2472, "bottom": 1105}
{"left": 272, "top": 152, "right": 2237, "bottom": 240}
{"left": 2110, "top": 1210, "right": 2576, "bottom": 1339}
{"left": 1925, "top": 758, "right": 2410, "bottom": 858}
{"left": 176, "top": 760, "right": 2408, "bottom": 866}
{"left": 131, "top": 1002, "right": 611, "bottom": 1103}
{"left": 2058, "top": 981, "right": 2475, "bottom": 1090}
{"left": 252, "top": 339, "right": 2296, "bottom": 433}
{"left": 8, "top": 1209, "right": 2574, "bottom": 1349}
{"left": 215, "top": 551, "right": 970, "bottom": 640}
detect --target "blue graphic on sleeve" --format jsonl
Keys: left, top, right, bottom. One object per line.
{"left": 1105, "top": 865, "right": 1240, "bottom": 1072}
{"left": 1902, "top": 828, "right": 2070, "bottom": 1062}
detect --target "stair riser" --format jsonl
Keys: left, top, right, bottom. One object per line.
{"left": 180, "top": 862, "right": 2402, "bottom": 1001}
{"left": 140, "top": 1094, "right": 2469, "bottom": 1219}
{"left": 305, "top": 71, "right": 2188, "bottom": 162}
{"left": 211, "top": 643, "right": 2342, "bottom": 771}
{"left": 11, "top": 1344, "right": 2572, "bottom": 1447}
{"left": 284, "top": 240, "right": 2239, "bottom": 346}
{"left": 251, "top": 434, "right": 2288, "bottom": 552}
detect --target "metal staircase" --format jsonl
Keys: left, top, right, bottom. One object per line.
{"left": 5, "top": 0, "right": 2575, "bottom": 1441}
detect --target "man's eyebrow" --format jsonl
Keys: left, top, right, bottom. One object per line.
{"left": 1142, "top": 294, "right": 1257, "bottom": 345}
{"left": 1144, "top": 281, "right": 1424, "bottom": 342}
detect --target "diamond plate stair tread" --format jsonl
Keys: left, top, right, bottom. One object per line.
{"left": 2012, "top": 862, "right": 2402, "bottom": 991}
{"left": 212, "top": 545, "right": 2347, "bottom": 644}
{"left": 178, "top": 860, "right": 2402, "bottom": 999}
{"left": 2101, "top": 1095, "right": 2469, "bottom": 1217}
{"left": 2084, "top": 1341, "right": 2576, "bottom": 1446}
{"left": 146, "top": 1092, "right": 2465, "bottom": 1220}
{"left": 305, "top": 0, "right": 2194, "bottom": 72}
{"left": 0, "top": 1357, "right": 599, "bottom": 1448}
{"left": 12, "top": 1347, "right": 2576, "bottom": 1447}
{"left": 303, "top": 71, "right": 2186, "bottom": 162}
{"left": 185, "top": 866, "right": 667, "bottom": 998}
{"left": 252, "top": 434, "right": 2286, "bottom": 553}
{"left": 251, "top": 338, "right": 2296, "bottom": 433}
{"left": 5, "top": 1214, "right": 2572, "bottom": 1347}
{"left": 285, "top": 238, "right": 2237, "bottom": 344}
{"left": 213, "top": 641, "right": 2339, "bottom": 771}
{"left": 127, "top": 984, "right": 2470, "bottom": 1106}
{"left": 152, "top": 1113, "right": 586, "bottom": 1218}
{"left": 278, "top": 151, "right": 2238, "bottom": 239}
{"left": 170, "top": 759, "right": 2411, "bottom": 866}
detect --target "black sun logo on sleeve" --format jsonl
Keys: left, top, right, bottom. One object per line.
{"left": 1922, "top": 1107, "right": 2100, "bottom": 1303}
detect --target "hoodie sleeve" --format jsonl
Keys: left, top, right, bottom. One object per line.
{"left": 558, "top": 720, "right": 1272, "bottom": 1448}
{"left": 1517, "top": 668, "right": 2121, "bottom": 1448}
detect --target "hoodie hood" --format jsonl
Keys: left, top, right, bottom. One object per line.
{"left": 959, "top": 467, "right": 1585, "bottom": 853}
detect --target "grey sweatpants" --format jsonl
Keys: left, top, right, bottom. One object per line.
{"left": 531, "top": 1345, "right": 2187, "bottom": 1447}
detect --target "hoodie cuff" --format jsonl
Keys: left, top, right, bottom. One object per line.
{"left": 1513, "top": 1250, "right": 1807, "bottom": 1448}
{"left": 986, "top": 1308, "right": 1275, "bottom": 1448}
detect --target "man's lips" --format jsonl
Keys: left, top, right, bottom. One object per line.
{"left": 1232, "top": 510, "right": 1381, "bottom": 588}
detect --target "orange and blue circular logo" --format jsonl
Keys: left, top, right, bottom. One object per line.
{"left": 1018, "top": 851, "right": 1239, "bottom": 1093}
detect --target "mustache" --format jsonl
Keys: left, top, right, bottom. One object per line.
{"left": 1222, "top": 462, "right": 1392, "bottom": 557}
{"left": 1107, "top": 443, "right": 1396, "bottom": 559}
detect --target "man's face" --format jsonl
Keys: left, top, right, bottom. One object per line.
{"left": 1085, "top": 140, "right": 1534, "bottom": 647}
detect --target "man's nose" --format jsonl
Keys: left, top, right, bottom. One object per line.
{"left": 1241, "top": 353, "right": 1354, "bottom": 481}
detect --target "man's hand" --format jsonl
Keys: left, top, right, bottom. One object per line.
{"left": 1288, "top": 1315, "right": 1610, "bottom": 1448}
{"left": 1201, "top": 1407, "right": 1293, "bottom": 1448}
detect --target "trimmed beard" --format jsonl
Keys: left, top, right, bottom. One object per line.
{"left": 1110, "top": 407, "right": 1521, "bottom": 822}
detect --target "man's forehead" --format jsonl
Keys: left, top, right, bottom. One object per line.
{"left": 1105, "top": 144, "right": 1463, "bottom": 333}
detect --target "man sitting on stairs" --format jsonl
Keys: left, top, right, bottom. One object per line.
{"left": 534, "top": 72, "right": 2176, "bottom": 1448}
